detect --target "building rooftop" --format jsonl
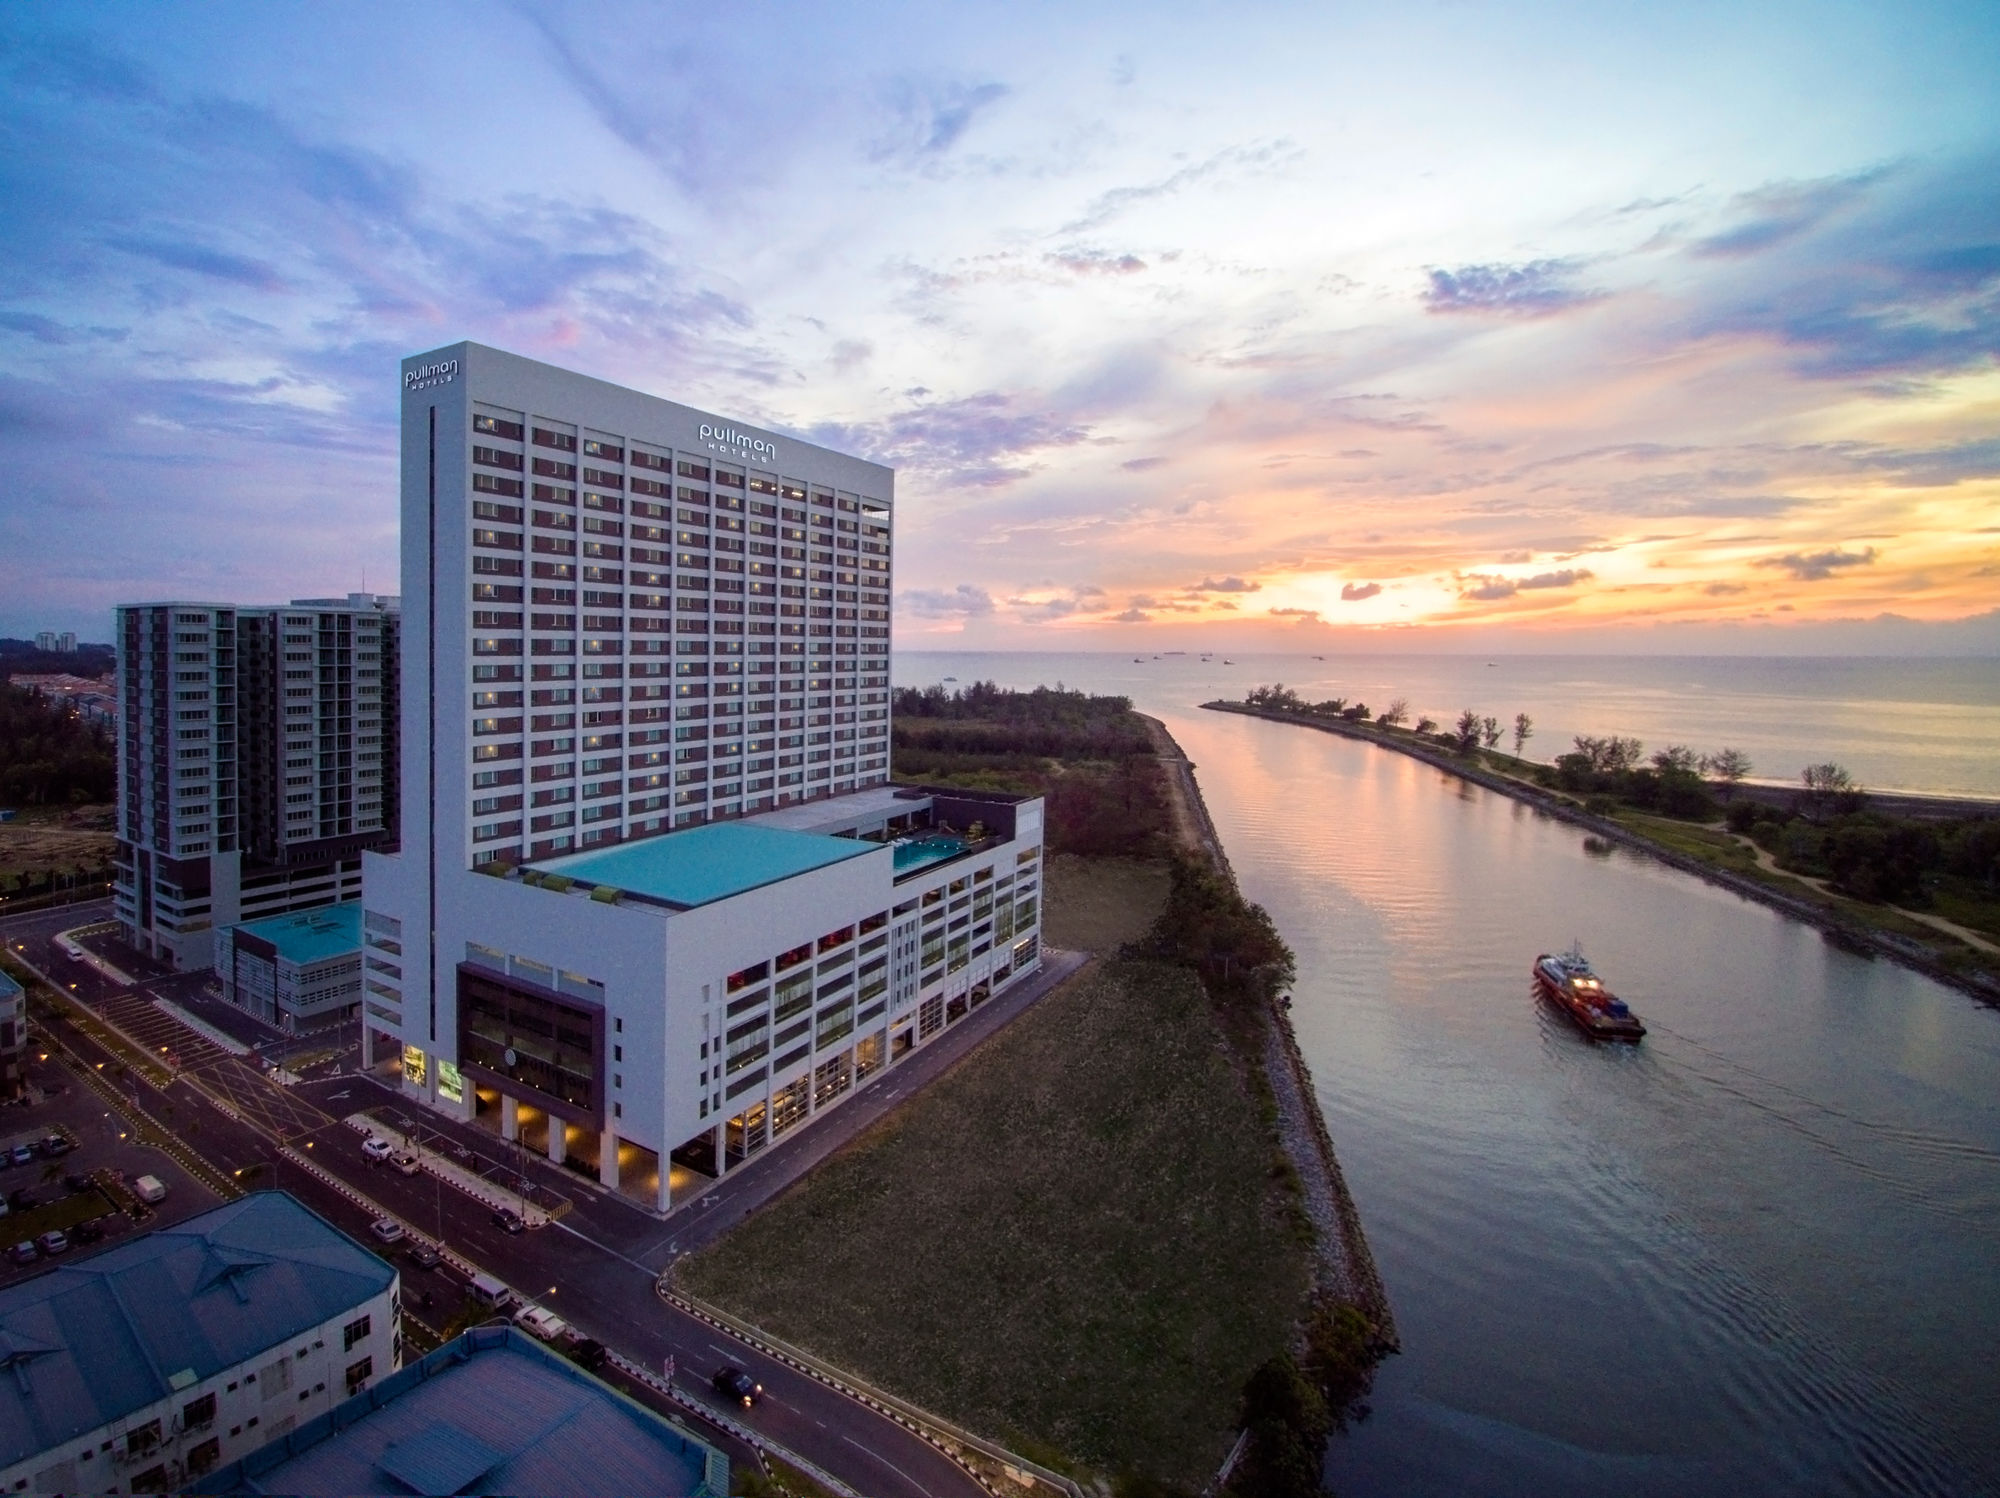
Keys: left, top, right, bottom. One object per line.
{"left": 0, "top": 1193, "right": 396, "bottom": 1470}
{"left": 525, "top": 822, "right": 879, "bottom": 909}
{"left": 0, "top": 969, "right": 20, "bottom": 1003}
{"left": 744, "top": 784, "right": 924, "bottom": 835}
{"left": 205, "top": 1326, "right": 727, "bottom": 1497}
{"left": 227, "top": 904, "right": 363, "bottom": 966}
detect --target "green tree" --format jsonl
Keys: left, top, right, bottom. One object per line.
{"left": 1453, "top": 709, "right": 1482, "bottom": 754}
{"left": 1481, "top": 715, "right": 1502, "bottom": 750}
{"left": 1704, "top": 747, "right": 1752, "bottom": 800}
{"left": 1512, "top": 712, "right": 1533, "bottom": 756}
{"left": 1799, "top": 762, "right": 1865, "bottom": 822}
{"left": 1378, "top": 698, "right": 1409, "bottom": 728}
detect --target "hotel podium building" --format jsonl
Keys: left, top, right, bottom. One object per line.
{"left": 364, "top": 343, "right": 1043, "bottom": 1213}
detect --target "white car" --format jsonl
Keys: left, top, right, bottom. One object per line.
{"left": 513, "top": 1305, "right": 570, "bottom": 1343}
{"left": 390, "top": 1151, "right": 421, "bottom": 1177}
{"left": 362, "top": 1136, "right": 394, "bottom": 1162}
{"left": 369, "top": 1218, "right": 405, "bottom": 1245}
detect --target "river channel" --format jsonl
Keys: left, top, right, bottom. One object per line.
{"left": 1157, "top": 704, "right": 2000, "bottom": 1497}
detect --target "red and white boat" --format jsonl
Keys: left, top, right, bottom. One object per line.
{"left": 1533, "top": 944, "right": 1645, "bottom": 1041}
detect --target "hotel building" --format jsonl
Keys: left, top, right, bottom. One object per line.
{"left": 363, "top": 343, "right": 1043, "bottom": 1212}
{"left": 114, "top": 595, "right": 399, "bottom": 970}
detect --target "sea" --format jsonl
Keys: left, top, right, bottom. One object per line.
{"left": 898, "top": 651, "right": 2000, "bottom": 1496}
{"left": 895, "top": 652, "right": 2000, "bottom": 800}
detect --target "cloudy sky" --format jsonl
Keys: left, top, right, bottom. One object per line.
{"left": 3, "top": 1, "right": 1997, "bottom": 650}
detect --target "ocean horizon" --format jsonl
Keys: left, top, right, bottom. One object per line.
{"left": 896, "top": 651, "right": 2000, "bottom": 801}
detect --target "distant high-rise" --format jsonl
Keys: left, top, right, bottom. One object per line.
{"left": 33, "top": 630, "right": 76, "bottom": 653}
{"left": 115, "top": 595, "right": 399, "bottom": 969}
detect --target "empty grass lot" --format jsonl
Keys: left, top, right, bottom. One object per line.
{"left": 677, "top": 958, "right": 1311, "bottom": 1487}
{"left": 1041, "top": 854, "right": 1172, "bottom": 953}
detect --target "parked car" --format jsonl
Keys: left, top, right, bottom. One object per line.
{"left": 712, "top": 1366, "right": 763, "bottom": 1407}
{"left": 36, "top": 1231, "right": 67, "bottom": 1256}
{"left": 9, "top": 1146, "right": 32, "bottom": 1167}
{"left": 39, "top": 1135, "right": 71, "bottom": 1157}
{"left": 369, "top": 1218, "right": 405, "bottom": 1245}
{"left": 390, "top": 1151, "right": 421, "bottom": 1177}
{"left": 406, "top": 1243, "right": 442, "bottom": 1271}
{"left": 8, "top": 1241, "right": 36, "bottom": 1266}
{"left": 490, "top": 1208, "right": 525, "bottom": 1235}
{"left": 132, "top": 1175, "right": 167, "bottom": 1205}
{"left": 62, "top": 1173, "right": 92, "bottom": 1194}
{"left": 567, "top": 1338, "right": 607, "bottom": 1372}
{"left": 362, "top": 1136, "right": 394, "bottom": 1162}
{"left": 8, "top": 1190, "right": 33, "bottom": 1213}
{"left": 513, "top": 1305, "right": 570, "bottom": 1343}
{"left": 70, "top": 1220, "right": 105, "bottom": 1245}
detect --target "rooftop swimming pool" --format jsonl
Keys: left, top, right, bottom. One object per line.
{"left": 527, "top": 822, "right": 876, "bottom": 907}
{"left": 892, "top": 833, "right": 967, "bottom": 875}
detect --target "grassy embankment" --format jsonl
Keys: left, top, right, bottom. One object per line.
{"left": 1223, "top": 689, "right": 2000, "bottom": 993}
{"left": 677, "top": 685, "right": 1343, "bottom": 1494}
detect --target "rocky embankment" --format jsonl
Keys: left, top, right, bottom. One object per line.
{"left": 1146, "top": 716, "right": 1398, "bottom": 1345}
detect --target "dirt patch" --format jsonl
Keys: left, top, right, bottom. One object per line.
{"left": 0, "top": 805, "right": 116, "bottom": 883}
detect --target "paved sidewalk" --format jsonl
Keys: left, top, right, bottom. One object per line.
{"left": 636, "top": 947, "right": 1092, "bottom": 1267}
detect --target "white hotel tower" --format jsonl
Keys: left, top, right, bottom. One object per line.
{"left": 364, "top": 344, "right": 1043, "bottom": 1213}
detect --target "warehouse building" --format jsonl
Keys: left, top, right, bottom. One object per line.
{"left": 0, "top": 1193, "right": 400, "bottom": 1495}
{"left": 195, "top": 1326, "right": 728, "bottom": 1497}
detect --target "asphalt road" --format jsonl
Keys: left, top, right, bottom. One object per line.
{"left": 2, "top": 900, "right": 986, "bottom": 1498}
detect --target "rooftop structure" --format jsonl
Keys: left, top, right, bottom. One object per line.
{"left": 0, "top": 1193, "right": 400, "bottom": 1495}
{"left": 225, "top": 903, "right": 364, "bottom": 966}
{"left": 198, "top": 1326, "right": 728, "bottom": 1497}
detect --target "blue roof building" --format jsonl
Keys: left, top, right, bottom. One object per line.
{"left": 197, "top": 1326, "right": 728, "bottom": 1497}
{"left": 216, "top": 903, "right": 364, "bottom": 1031}
{"left": 0, "top": 1193, "right": 400, "bottom": 1494}
{"left": 0, "top": 966, "right": 25, "bottom": 1099}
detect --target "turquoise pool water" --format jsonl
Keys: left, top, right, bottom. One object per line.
{"left": 529, "top": 822, "right": 875, "bottom": 907}
{"left": 893, "top": 834, "right": 966, "bottom": 874}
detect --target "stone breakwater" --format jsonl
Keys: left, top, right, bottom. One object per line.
{"left": 1205, "top": 700, "right": 2000, "bottom": 1009}
{"left": 1149, "top": 717, "right": 1398, "bottom": 1345}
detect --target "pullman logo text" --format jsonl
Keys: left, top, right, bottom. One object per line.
{"left": 699, "top": 422, "right": 776, "bottom": 460}
{"left": 404, "top": 359, "right": 459, "bottom": 391}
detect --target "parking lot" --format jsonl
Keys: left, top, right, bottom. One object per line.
{"left": 0, "top": 1048, "right": 220, "bottom": 1278}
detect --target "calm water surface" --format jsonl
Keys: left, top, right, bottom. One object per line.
{"left": 900, "top": 653, "right": 2000, "bottom": 1496}
{"left": 900, "top": 651, "right": 2000, "bottom": 797}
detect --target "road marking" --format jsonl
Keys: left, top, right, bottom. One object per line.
{"left": 549, "top": 1217, "right": 656, "bottom": 1276}
{"left": 841, "top": 1433, "right": 933, "bottom": 1495}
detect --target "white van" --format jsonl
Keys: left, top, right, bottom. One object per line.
{"left": 132, "top": 1175, "right": 167, "bottom": 1205}
{"left": 468, "top": 1272, "right": 513, "bottom": 1311}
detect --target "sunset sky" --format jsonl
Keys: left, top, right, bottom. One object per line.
{"left": 3, "top": 2, "right": 1997, "bottom": 651}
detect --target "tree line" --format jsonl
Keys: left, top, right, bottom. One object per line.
{"left": 0, "top": 682, "right": 115, "bottom": 806}
{"left": 891, "top": 681, "right": 1170, "bottom": 857}
{"left": 1241, "top": 683, "right": 1999, "bottom": 912}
